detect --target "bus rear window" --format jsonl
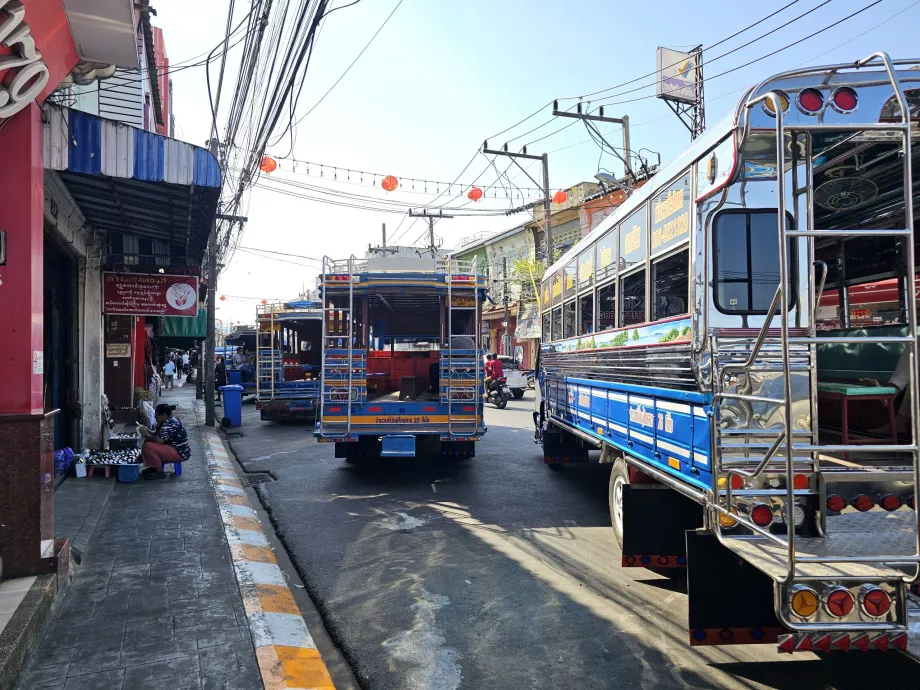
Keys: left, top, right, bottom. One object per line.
{"left": 713, "top": 210, "right": 793, "bottom": 314}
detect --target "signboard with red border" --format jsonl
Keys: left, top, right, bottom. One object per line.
{"left": 103, "top": 273, "right": 199, "bottom": 317}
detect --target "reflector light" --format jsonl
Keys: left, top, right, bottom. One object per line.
{"left": 872, "top": 633, "right": 889, "bottom": 651}
{"left": 790, "top": 586, "right": 819, "bottom": 618}
{"left": 852, "top": 633, "right": 870, "bottom": 652}
{"left": 795, "top": 635, "right": 813, "bottom": 652}
{"left": 859, "top": 585, "right": 891, "bottom": 617}
{"left": 880, "top": 494, "right": 901, "bottom": 511}
{"left": 730, "top": 474, "right": 744, "bottom": 491}
{"left": 832, "top": 87, "right": 858, "bottom": 112}
{"left": 718, "top": 510, "right": 738, "bottom": 528}
{"left": 832, "top": 634, "right": 850, "bottom": 651}
{"left": 762, "top": 91, "right": 789, "bottom": 116}
{"left": 718, "top": 629, "right": 734, "bottom": 641}
{"left": 792, "top": 474, "right": 809, "bottom": 490}
{"left": 890, "top": 632, "right": 908, "bottom": 651}
{"left": 827, "top": 495, "right": 847, "bottom": 512}
{"left": 750, "top": 503, "right": 774, "bottom": 527}
{"left": 814, "top": 634, "right": 831, "bottom": 652}
{"left": 824, "top": 586, "right": 855, "bottom": 618}
{"left": 797, "top": 88, "right": 824, "bottom": 113}
{"left": 777, "top": 634, "right": 795, "bottom": 654}
{"left": 854, "top": 494, "right": 873, "bottom": 512}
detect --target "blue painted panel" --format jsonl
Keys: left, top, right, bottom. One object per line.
{"left": 567, "top": 376, "right": 711, "bottom": 404}
{"left": 381, "top": 435, "right": 416, "bottom": 457}
{"left": 692, "top": 406, "right": 711, "bottom": 471}
{"left": 194, "top": 148, "right": 222, "bottom": 187}
{"left": 590, "top": 388, "right": 608, "bottom": 430}
{"left": 655, "top": 399, "right": 694, "bottom": 473}
{"left": 68, "top": 110, "right": 102, "bottom": 174}
{"left": 627, "top": 394, "right": 657, "bottom": 456}
{"left": 134, "top": 130, "right": 164, "bottom": 182}
{"left": 607, "top": 389, "right": 629, "bottom": 442}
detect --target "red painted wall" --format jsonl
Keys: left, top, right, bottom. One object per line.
{"left": 152, "top": 26, "right": 170, "bottom": 136}
{"left": 0, "top": 104, "right": 46, "bottom": 414}
{"left": 134, "top": 317, "right": 146, "bottom": 388}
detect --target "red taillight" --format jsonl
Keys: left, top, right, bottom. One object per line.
{"left": 730, "top": 474, "right": 744, "bottom": 491}
{"left": 881, "top": 494, "right": 901, "bottom": 512}
{"left": 832, "top": 87, "right": 858, "bottom": 112}
{"left": 797, "top": 88, "right": 824, "bottom": 113}
{"left": 827, "top": 495, "right": 847, "bottom": 512}
{"left": 793, "top": 473, "right": 809, "bottom": 490}
{"left": 824, "top": 586, "right": 855, "bottom": 618}
{"left": 750, "top": 503, "right": 774, "bottom": 527}
{"left": 854, "top": 494, "right": 873, "bottom": 512}
{"left": 859, "top": 585, "right": 891, "bottom": 617}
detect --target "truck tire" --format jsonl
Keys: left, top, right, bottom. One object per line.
{"left": 608, "top": 458, "right": 629, "bottom": 551}
{"left": 511, "top": 389, "right": 525, "bottom": 399}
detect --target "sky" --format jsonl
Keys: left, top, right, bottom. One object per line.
{"left": 153, "top": 0, "right": 920, "bottom": 327}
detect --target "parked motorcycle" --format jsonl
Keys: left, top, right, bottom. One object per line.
{"left": 486, "top": 377, "right": 510, "bottom": 409}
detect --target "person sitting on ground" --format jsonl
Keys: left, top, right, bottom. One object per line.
{"left": 139, "top": 403, "right": 191, "bottom": 480}
{"left": 163, "top": 358, "right": 176, "bottom": 390}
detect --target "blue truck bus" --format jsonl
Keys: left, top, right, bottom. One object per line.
{"left": 314, "top": 249, "right": 486, "bottom": 459}
{"left": 533, "top": 52, "right": 919, "bottom": 654}
{"left": 255, "top": 300, "right": 323, "bottom": 422}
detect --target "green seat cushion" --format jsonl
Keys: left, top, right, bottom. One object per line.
{"left": 817, "top": 381, "right": 898, "bottom": 397}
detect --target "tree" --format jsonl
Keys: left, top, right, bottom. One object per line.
{"left": 611, "top": 331, "right": 629, "bottom": 347}
{"left": 587, "top": 336, "right": 596, "bottom": 349}
{"left": 631, "top": 329, "right": 639, "bottom": 341}
{"left": 680, "top": 325, "right": 691, "bottom": 339}
{"left": 658, "top": 328, "right": 680, "bottom": 343}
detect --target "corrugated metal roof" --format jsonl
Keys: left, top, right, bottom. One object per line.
{"left": 43, "top": 106, "right": 220, "bottom": 187}
{"left": 43, "top": 105, "right": 221, "bottom": 270}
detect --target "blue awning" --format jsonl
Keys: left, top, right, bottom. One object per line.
{"left": 43, "top": 105, "right": 221, "bottom": 269}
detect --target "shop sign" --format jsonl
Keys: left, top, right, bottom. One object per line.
{"left": 103, "top": 272, "right": 199, "bottom": 317}
{"left": 0, "top": 0, "right": 79, "bottom": 119}
{"left": 106, "top": 343, "right": 131, "bottom": 358}
{"left": 451, "top": 295, "right": 476, "bottom": 307}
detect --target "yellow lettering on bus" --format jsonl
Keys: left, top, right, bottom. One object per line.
{"left": 653, "top": 189, "right": 685, "bottom": 224}
{"left": 599, "top": 245, "right": 613, "bottom": 269}
{"left": 623, "top": 225, "right": 642, "bottom": 255}
{"left": 651, "top": 211, "right": 689, "bottom": 250}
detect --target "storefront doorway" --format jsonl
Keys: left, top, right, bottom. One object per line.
{"left": 43, "top": 233, "right": 77, "bottom": 450}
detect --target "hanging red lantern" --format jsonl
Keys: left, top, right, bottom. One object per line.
{"left": 261, "top": 299, "right": 267, "bottom": 305}
{"left": 219, "top": 295, "right": 226, "bottom": 301}
{"left": 467, "top": 187, "right": 483, "bottom": 201}
{"left": 260, "top": 156, "right": 278, "bottom": 173}
{"left": 552, "top": 190, "right": 568, "bottom": 205}
{"left": 381, "top": 175, "right": 399, "bottom": 192}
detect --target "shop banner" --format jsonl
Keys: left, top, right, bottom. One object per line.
{"left": 103, "top": 273, "right": 199, "bottom": 317}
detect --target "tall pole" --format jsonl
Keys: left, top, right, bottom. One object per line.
{"left": 428, "top": 216, "right": 435, "bottom": 256}
{"left": 542, "top": 153, "right": 552, "bottom": 264}
{"left": 502, "top": 256, "right": 511, "bottom": 356}
{"left": 205, "top": 138, "right": 218, "bottom": 427}
{"left": 382, "top": 222, "right": 386, "bottom": 252}
{"left": 621, "top": 115, "right": 631, "bottom": 174}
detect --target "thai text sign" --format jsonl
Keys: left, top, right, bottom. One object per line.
{"left": 650, "top": 173, "right": 691, "bottom": 255}
{"left": 620, "top": 207, "right": 647, "bottom": 271}
{"left": 103, "top": 273, "right": 199, "bottom": 317}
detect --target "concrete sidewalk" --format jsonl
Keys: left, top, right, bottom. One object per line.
{"left": 15, "top": 387, "right": 262, "bottom": 690}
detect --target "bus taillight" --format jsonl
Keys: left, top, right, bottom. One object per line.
{"left": 797, "top": 88, "right": 824, "bottom": 114}
{"left": 831, "top": 86, "right": 858, "bottom": 113}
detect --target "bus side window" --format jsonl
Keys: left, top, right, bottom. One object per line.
{"left": 597, "top": 282, "right": 616, "bottom": 331}
{"left": 542, "top": 312, "right": 551, "bottom": 341}
{"left": 653, "top": 250, "right": 689, "bottom": 320}
{"left": 621, "top": 271, "right": 646, "bottom": 327}
{"left": 551, "top": 306, "right": 562, "bottom": 341}
{"left": 578, "top": 293, "right": 594, "bottom": 335}
{"left": 563, "top": 300, "right": 576, "bottom": 338}
{"left": 713, "top": 210, "right": 793, "bottom": 314}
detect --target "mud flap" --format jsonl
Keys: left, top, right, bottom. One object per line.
{"left": 686, "top": 529, "right": 783, "bottom": 646}
{"left": 621, "top": 485, "right": 703, "bottom": 568}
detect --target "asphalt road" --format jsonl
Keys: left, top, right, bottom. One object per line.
{"left": 226, "top": 395, "right": 917, "bottom": 690}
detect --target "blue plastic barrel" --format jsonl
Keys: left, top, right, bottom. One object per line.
{"left": 219, "top": 384, "right": 245, "bottom": 427}
{"left": 227, "top": 368, "right": 242, "bottom": 385}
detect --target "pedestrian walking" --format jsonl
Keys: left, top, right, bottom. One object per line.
{"left": 163, "top": 359, "right": 176, "bottom": 389}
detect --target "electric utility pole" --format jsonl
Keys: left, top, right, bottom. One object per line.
{"left": 502, "top": 256, "right": 511, "bottom": 356}
{"left": 482, "top": 143, "right": 553, "bottom": 264}
{"left": 552, "top": 102, "right": 637, "bottom": 182}
{"left": 408, "top": 209, "right": 454, "bottom": 257}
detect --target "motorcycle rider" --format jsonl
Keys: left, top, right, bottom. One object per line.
{"left": 484, "top": 352, "right": 504, "bottom": 396}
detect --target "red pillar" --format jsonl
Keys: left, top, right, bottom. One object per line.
{"left": 0, "top": 104, "right": 45, "bottom": 415}
{"left": 134, "top": 317, "right": 147, "bottom": 388}
{"left": 0, "top": 104, "right": 58, "bottom": 579}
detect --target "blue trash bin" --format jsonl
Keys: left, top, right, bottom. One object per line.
{"left": 219, "top": 385, "right": 244, "bottom": 427}
{"left": 227, "top": 368, "right": 242, "bottom": 386}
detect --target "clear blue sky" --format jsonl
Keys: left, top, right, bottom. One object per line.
{"left": 156, "top": 0, "right": 919, "bottom": 324}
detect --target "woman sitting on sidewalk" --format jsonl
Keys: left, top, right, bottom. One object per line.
{"left": 139, "top": 404, "right": 191, "bottom": 480}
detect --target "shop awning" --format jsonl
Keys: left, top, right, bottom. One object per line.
{"left": 160, "top": 309, "right": 207, "bottom": 339}
{"left": 43, "top": 106, "right": 221, "bottom": 270}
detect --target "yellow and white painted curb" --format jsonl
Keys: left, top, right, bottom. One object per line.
{"left": 195, "top": 403, "right": 335, "bottom": 689}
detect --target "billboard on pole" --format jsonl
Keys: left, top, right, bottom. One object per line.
{"left": 656, "top": 47, "right": 698, "bottom": 105}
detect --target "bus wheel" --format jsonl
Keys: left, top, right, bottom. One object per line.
{"left": 609, "top": 458, "right": 629, "bottom": 550}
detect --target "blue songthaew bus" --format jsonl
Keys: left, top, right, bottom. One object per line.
{"left": 314, "top": 249, "right": 487, "bottom": 459}
{"left": 534, "top": 52, "right": 919, "bottom": 653}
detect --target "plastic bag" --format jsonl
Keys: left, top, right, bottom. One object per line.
{"left": 54, "top": 447, "right": 75, "bottom": 476}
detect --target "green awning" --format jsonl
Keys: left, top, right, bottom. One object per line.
{"left": 160, "top": 309, "right": 207, "bottom": 338}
